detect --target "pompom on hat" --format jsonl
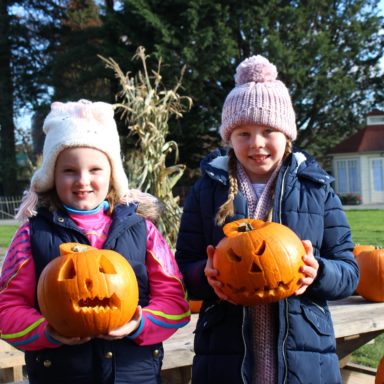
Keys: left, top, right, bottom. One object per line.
{"left": 219, "top": 55, "right": 297, "bottom": 143}
{"left": 30, "top": 99, "right": 128, "bottom": 197}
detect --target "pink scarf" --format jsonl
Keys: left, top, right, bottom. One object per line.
{"left": 236, "top": 159, "right": 282, "bottom": 384}
{"left": 236, "top": 160, "right": 281, "bottom": 220}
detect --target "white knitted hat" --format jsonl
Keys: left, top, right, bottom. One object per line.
{"left": 31, "top": 99, "right": 128, "bottom": 198}
{"left": 219, "top": 55, "right": 297, "bottom": 143}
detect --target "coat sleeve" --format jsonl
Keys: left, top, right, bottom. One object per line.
{"left": 0, "top": 223, "right": 62, "bottom": 351}
{"left": 306, "top": 186, "right": 359, "bottom": 300}
{"left": 128, "top": 220, "right": 190, "bottom": 345}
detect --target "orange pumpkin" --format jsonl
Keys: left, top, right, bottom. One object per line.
{"left": 376, "top": 356, "right": 384, "bottom": 384}
{"left": 189, "top": 300, "right": 203, "bottom": 313}
{"left": 353, "top": 244, "right": 376, "bottom": 258}
{"left": 213, "top": 219, "right": 305, "bottom": 305}
{"left": 356, "top": 248, "right": 384, "bottom": 302}
{"left": 37, "top": 243, "right": 139, "bottom": 337}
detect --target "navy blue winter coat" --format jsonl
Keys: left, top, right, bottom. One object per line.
{"left": 25, "top": 204, "right": 163, "bottom": 384}
{"left": 175, "top": 148, "right": 359, "bottom": 384}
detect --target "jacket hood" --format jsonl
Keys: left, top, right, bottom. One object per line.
{"left": 124, "top": 189, "right": 164, "bottom": 222}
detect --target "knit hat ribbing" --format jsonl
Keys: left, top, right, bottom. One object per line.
{"left": 31, "top": 99, "right": 128, "bottom": 199}
{"left": 219, "top": 55, "right": 297, "bottom": 143}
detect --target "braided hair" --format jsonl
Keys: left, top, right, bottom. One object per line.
{"left": 214, "top": 141, "right": 292, "bottom": 226}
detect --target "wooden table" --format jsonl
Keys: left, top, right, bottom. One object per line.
{"left": 329, "top": 296, "right": 384, "bottom": 361}
{"left": 2, "top": 296, "right": 384, "bottom": 383}
{"left": 161, "top": 296, "right": 384, "bottom": 383}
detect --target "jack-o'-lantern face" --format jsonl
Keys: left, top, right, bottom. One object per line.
{"left": 213, "top": 219, "right": 305, "bottom": 305}
{"left": 37, "top": 243, "right": 139, "bottom": 338}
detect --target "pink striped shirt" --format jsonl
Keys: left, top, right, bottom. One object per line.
{"left": 0, "top": 209, "right": 190, "bottom": 350}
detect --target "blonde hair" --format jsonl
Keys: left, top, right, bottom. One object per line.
{"left": 15, "top": 184, "right": 121, "bottom": 222}
{"left": 215, "top": 141, "right": 292, "bottom": 226}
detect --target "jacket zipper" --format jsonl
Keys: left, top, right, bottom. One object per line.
{"left": 240, "top": 306, "right": 247, "bottom": 383}
{"left": 278, "top": 165, "right": 290, "bottom": 384}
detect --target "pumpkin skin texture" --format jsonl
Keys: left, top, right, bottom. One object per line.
{"left": 356, "top": 249, "right": 384, "bottom": 302}
{"left": 213, "top": 219, "right": 306, "bottom": 305}
{"left": 376, "top": 356, "right": 384, "bottom": 384}
{"left": 353, "top": 244, "right": 376, "bottom": 258}
{"left": 37, "top": 243, "right": 139, "bottom": 338}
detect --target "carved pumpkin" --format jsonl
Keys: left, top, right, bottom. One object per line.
{"left": 37, "top": 243, "right": 139, "bottom": 337}
{"left": 376, "top": 356, "right": 384, "bottom": 384}
{"left": 356, "top": 248, "right": 384, "bottom": 302}
{"left": 213, "top": 219, "right": 305, "bottom": 305}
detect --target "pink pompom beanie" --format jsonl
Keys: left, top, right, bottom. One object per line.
{"left": 31, "top": 99, "right": 128, "bottom": 197}
{"left": 219, "top": 55, "right": 297, "bottom": 143}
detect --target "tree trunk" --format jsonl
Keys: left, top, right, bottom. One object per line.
{"left": 0, "top": 0, "right": 17, "bottom": 195}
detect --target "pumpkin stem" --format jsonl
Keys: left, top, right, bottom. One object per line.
{"left": 237, "top": 222, "right": 254, "bottom": 232}
{"left": 71, "top": 245, "right": 89, "bottom": 253}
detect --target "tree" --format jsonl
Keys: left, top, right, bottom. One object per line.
{"left": 1, "top": 0, "right": 67, "bottom": 194}
{"left": 51, "top": 0, "right": 114, "bottom": 101}
{"left": 0, "top": 0, "right": 17, "bottom": 194}
{"left": 108, "top": 0, "right": 384, "bottom": 166}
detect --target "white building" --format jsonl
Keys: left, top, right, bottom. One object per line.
{"left": 329, "top": 109, "right": 384, "bottom": 205}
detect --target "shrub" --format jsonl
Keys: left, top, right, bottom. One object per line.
{"left": 339, "top": 193, "right": 362, "bottom": 205}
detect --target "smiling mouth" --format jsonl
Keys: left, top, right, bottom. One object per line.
{"left": 74, "top": 191, "right": 92, "bottom": 198}
{"left": 250, "top": 155, "right": 269, "bottom": 161}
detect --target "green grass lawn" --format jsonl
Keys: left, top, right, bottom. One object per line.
{"left": 0, "top": 224, "right": 17, "bottom": 249}
{"left": 345, "top": 210, "right": 384, "bottom": 247}
{"left": 0, "top": 209, "right": 383, "bottom": 368}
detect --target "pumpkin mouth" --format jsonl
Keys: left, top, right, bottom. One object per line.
{"left": 75, "top": 293, "right": 121, "bottom": 311}
{"left": 226, "top": 281, "right": 291, "bottom": 300}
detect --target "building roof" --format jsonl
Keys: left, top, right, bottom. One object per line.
{"left": 329, "top": 110, "right": 384, "bottom": 154}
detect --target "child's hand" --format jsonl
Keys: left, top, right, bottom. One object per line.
{"left": 99, "top": 306, "right": 143, "bottom": 340}
{"left": 46, "top": 325, "right": 91, "bottom": 345}
{"left": 295, "top": 240, "right": 319, "bottom": 296}
{"left": 205, "top": 245, "right": 235, "bottom": 303}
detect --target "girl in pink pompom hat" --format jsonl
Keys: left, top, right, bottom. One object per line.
{"left": 0, "top": 99, "right": 190, "bottom": 384}
{"left": 175, "top": 55, "right": 358, "bottom": 384}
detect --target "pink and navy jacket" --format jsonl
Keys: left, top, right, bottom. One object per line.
{"left": 0, "top": 202, "right": 190, "bottom": 384}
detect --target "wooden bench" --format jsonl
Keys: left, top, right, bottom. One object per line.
{"left": 0, "top": 340, "right": 25, "bottom": 383}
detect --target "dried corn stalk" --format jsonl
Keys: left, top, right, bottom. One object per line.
{"left": 100, "top": 47, "right": 192, "bottom": 246}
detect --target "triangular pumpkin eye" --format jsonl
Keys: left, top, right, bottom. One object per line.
{"left": 227, "top": 248, "right": 242, "bottom": 262}
{"left": 58, "top": 258, "right": 76, "bottom": 280}
{"left": 250, "top": 262, "right": 262, "bottom": 273}
{"left": 99, "top": 255, "right": 117, "bottom": 274}
{"left": 254, "top": 240, "right": 266, "bottom": 255}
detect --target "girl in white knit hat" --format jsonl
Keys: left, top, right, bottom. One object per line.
{"left": 176, "top": 56, "right": 359, "bottom": 384}
{"left": 0, "top": 99, "right": 190, "bottom": 384}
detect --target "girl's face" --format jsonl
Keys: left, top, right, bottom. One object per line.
{"left": 230, "top": 124, "right": 287, "bottom": 183}
{"left": 54, "top": 147, "right": 111, "bottom": 211}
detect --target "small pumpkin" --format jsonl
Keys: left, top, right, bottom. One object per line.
{"left": 353, "top": 244, "right": 376, "bottom": 258}
{"left": 376, "top": 356, "right": 384, "bottom": 384}
{"left": 213, "top": 219, "right": 305, "bottom": 305}
{"left": 37, "top": 243, "right": 139, "bottom": 337}
{"left": 188, "top": 300, "right": 203, "bottom": 313}
{"left": 356, "top": 248, "right": 384, "bottom": 302}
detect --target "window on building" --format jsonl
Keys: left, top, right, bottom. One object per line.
{"left": 372, "top": 159, "right": 384, "bottom": 192}
{"left": 335, "top": 159, "right": 360, "bottom": 194}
